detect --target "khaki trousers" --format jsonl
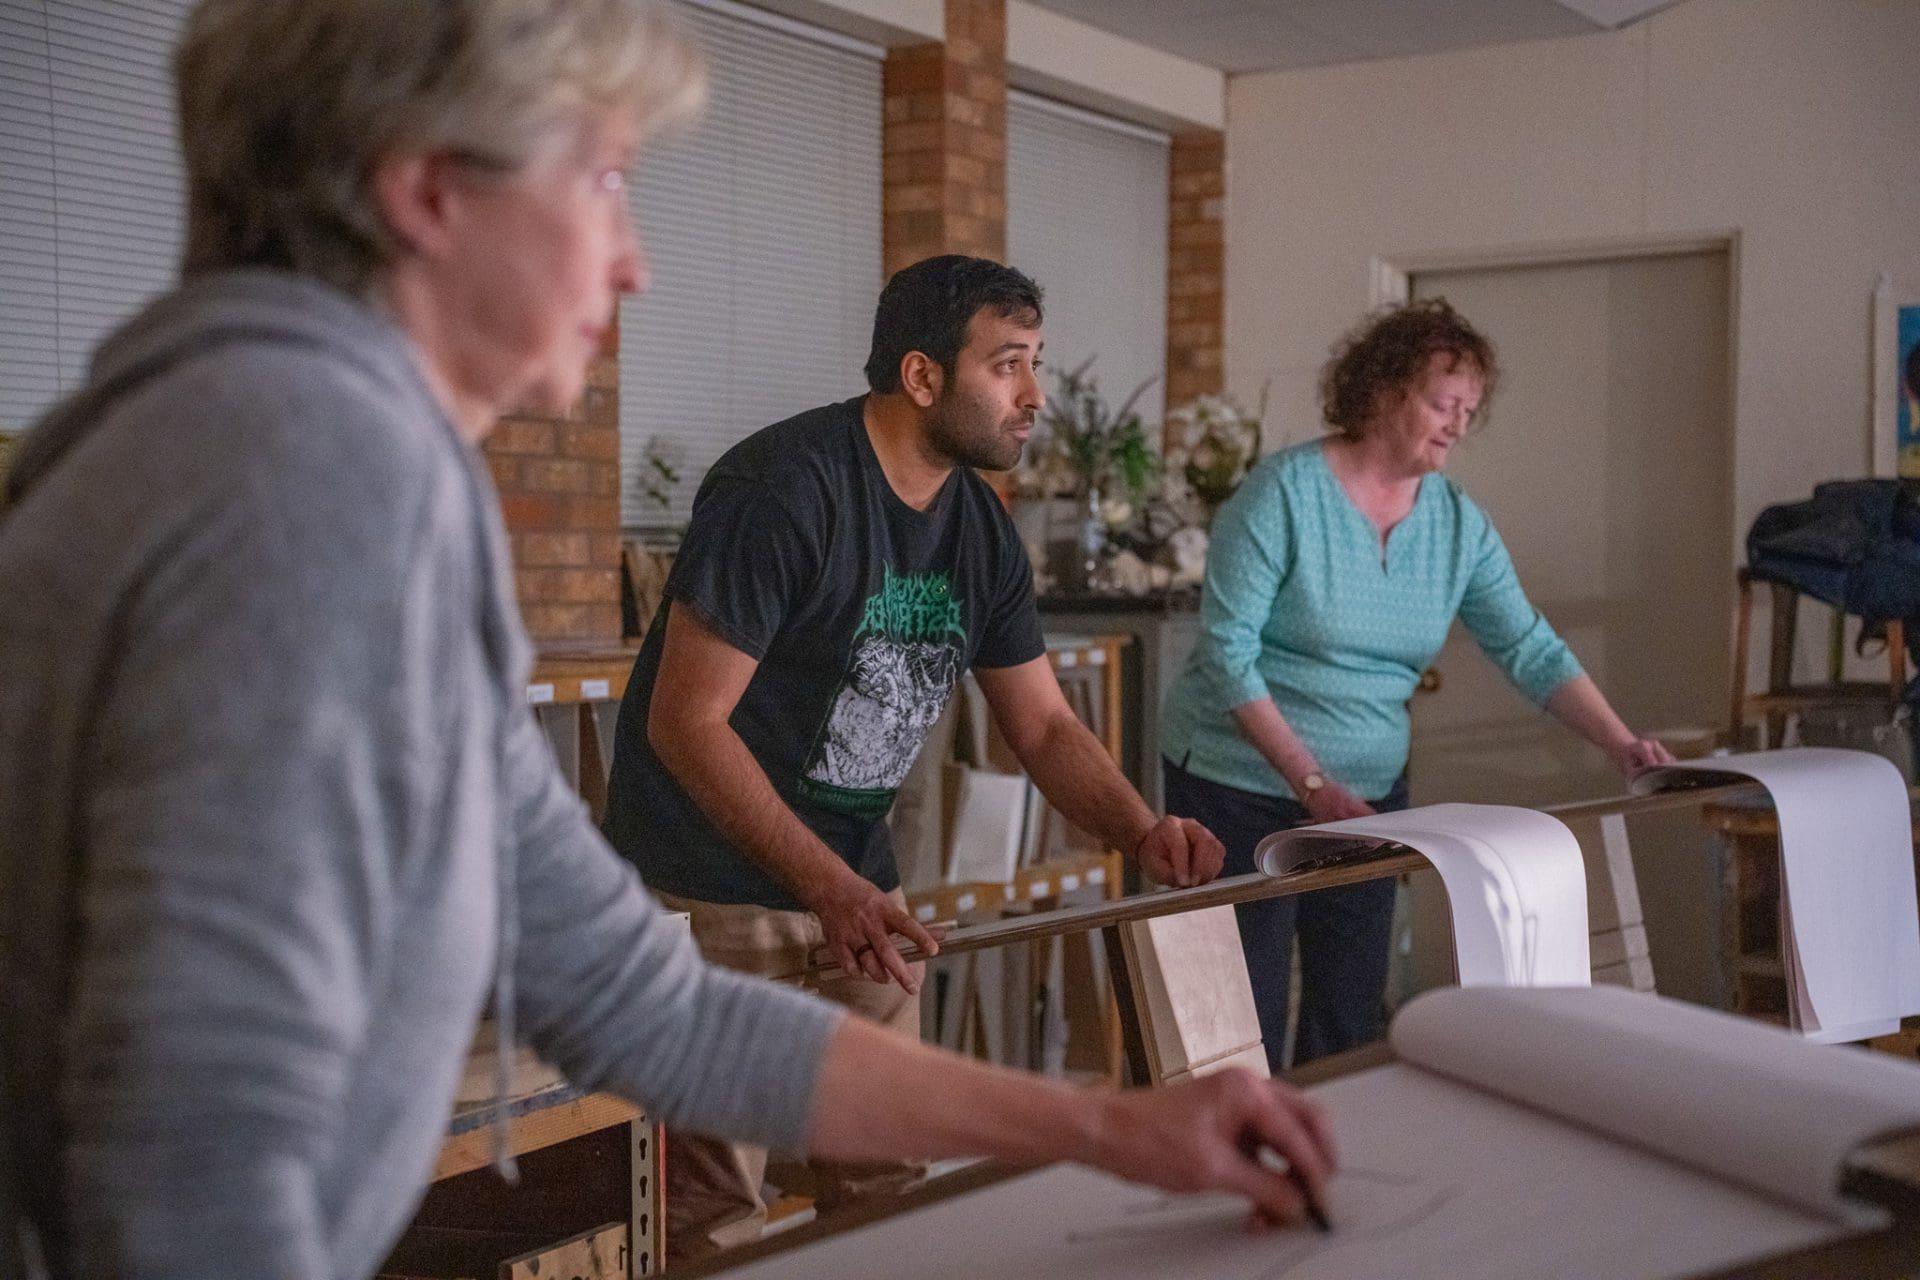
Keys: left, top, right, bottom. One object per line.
{"left": 656, "top": 888, "right": 925, "bottom": 1261}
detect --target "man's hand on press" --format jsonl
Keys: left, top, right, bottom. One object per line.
{"left": 807, "top": 872, "right": 943, "bottom": 992}
{"left": 1092, "top": 1067, "right": 1338, "bottom": 1231}
{"left": 1135, "top": 815, "right": 1228, "bottom": 888}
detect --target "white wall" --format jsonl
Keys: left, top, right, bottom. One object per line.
{"left": 1226, "top": 0, "right": 1920, "bottom": 549}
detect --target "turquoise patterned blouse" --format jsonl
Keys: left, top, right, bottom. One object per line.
{"left": 1160, "top": 439, "right": 1584, "bottom": 802}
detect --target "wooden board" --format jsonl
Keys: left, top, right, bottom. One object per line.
{"left": 455, "top": 1021, "right": 567, "bottom": 1106}
{"left": 437, "top": 1093, "right": 642, "bottom": 1182}
{"left": 1118, "top": 904, "right": 1264, "bottom": 1083}
{"left": 1163, "top": 1042, "right": 1268, "bottom": 1084}
{"left": 381, "top": 1221, "right": 629, "bottom": 1280}
{"left": 504, "top": 1222, "right": 628, "bottom": 1280}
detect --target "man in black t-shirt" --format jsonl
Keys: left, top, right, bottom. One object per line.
{"left": 603, "top": 255, "right": 1226, "bottom": 1257}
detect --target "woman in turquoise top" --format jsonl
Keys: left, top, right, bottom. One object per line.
{"left": 1160, "top": 298, "right": 1673, "bottom": 1069}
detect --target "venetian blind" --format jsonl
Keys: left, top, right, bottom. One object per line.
{"left": 1007, "top": 90, "right": 1169, "bottom": 427}
{"left": 619, "top": 0, "right": 882, "bottom": 529}
{"left": 0, "top": 0, "right": 190, "bottom": 431}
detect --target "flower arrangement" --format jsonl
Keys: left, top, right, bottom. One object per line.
{"left": 1012, "top": 361, "right": 1267, "bottom": 596}
{"left": 1163, "top": 389, "right": 1266, "bottom": 511}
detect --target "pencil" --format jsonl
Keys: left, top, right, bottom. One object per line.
{"left": 1288, "top": 1165, "right": 1332, "bottom": 1234}
{"left": 1244, "top": 1131, "right": 1333, "bottom": 1233}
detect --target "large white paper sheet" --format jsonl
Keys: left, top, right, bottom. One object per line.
{"left": 710, "top": 1066, "right": 1855, "bottom": 1280}
{"left": 1394, "top": 985, "right": 1920, "bottom": 1220}
{"left": 1254, "top": 804, "right": 1591, "bottom": 986}
{"left": 712, "top": 988, "right": 1920, "bottom": 1280}
{"left": 1632, "top": 747, "right": 1920, "bottom": 1041}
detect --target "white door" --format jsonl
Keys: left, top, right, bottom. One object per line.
{"left": 1398, "top": 250, "right": 1733, "bottom": 1004}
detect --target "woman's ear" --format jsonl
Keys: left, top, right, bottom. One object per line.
{"left": 369, "top": 151, "right": 459, "bottom": 259}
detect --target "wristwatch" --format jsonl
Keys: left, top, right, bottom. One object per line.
{"left": 1299, "top": 771, "right": 1327, "bottom": 795}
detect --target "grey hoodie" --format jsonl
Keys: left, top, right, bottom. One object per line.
{"left": 0, "top": 271, "right": 841, "bottom": 1279}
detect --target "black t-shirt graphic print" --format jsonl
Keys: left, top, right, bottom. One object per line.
{"left": 799, "top": 564, "right": 968, "bottom": 818}
{"left": 602, "top": 397, "right": 1046, "bottom": 910}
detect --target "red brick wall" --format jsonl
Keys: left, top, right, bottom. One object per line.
{"left": 1166, "top": 128, "right": 1226, "bottom": 423}
{"left": 881, "top": 0, "right": 1007, "bottom": 273}
{"left": 483, "top": 325, "right": 623, "bottom": 647}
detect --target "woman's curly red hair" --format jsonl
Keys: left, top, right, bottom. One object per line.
{"left": 1319, "top": 297, "right": 1498, "bottom": 440}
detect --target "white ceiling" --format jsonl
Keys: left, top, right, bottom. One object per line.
{"left": 1023, "top": 0, "right": 1680, "bottom": 75}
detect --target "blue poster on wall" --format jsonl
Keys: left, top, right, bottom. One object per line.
{"left": 1900, "top": 305, "right": 1920, "bottom": 478}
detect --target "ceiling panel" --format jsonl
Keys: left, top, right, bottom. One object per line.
{"left": 1023, "top": 0, "right": 1679, "bottom": 74}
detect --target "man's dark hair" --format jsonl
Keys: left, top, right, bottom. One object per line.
{"left": 864, "top": 255, "right": 1044, "bottom": 394}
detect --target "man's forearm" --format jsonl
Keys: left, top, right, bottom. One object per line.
{"left": 1018, "top": 712, "right": 1157, "bottom": 857}
{"left": 652, "top": 719, "right": 855, "bottom": 904}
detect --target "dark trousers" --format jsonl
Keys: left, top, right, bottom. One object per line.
{"left": 1163, "top": 757, "right": 1408, "bottom": 1072}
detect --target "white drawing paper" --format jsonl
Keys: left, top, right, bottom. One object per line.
{"left": 1394, "top": 985, "right": 1920, "bottom": 1220}
{"left": 1632, "top": 747, "right": 1920, "bottom": 1041}
{"left": 709, "top": 988, "right": 1920, "bottom": 1280}
{"left": 1254, "top": 803, "right": 1591, "bottom": 986}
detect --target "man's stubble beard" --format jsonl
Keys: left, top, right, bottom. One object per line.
{"left": 925, "top": 385, "right": 1028, "bottom": 472}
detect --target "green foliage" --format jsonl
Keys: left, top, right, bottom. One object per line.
{"left": 1036, "top": 357, "right": 1161, "bottom": 504}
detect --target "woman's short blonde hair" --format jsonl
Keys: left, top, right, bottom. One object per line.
{"left": 174, "top": 0, "right": 705, "bottom": 296}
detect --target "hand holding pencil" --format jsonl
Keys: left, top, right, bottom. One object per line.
{"left": 1089, "top": 1068, "right": 1338, "bottom": 1233}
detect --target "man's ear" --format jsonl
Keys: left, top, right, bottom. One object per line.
{"left": 898, "top": 351, "right": 944, "bottom": 410}
{"left": 369, "top": 152, "right": 459, "bottom": 260}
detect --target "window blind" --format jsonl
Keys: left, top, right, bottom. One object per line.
{"left": 619, "top": 0, "right": 882, "bottom": 529}
{"left": 0, "top": 0, "right": 189, "bottom": 432}
{"left": 1007, "top": 90, "right": 1169, "bottom": 427}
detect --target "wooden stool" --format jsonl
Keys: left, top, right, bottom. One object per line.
{"left": 1729, "top": 568, "right": 1907, "bottom": 749}
{"left": 1699, "top": 796, "right": 1920, "bottom": 1049}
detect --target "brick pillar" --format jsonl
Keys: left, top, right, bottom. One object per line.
{"left": 1166, "top": 128, "right": 1226, "bottom": 425}
{"left": 881, "top": 0, "right": 1007, "bottom": 274}
{"left": 483, "top": 325, "right": 623, "bottom": 647}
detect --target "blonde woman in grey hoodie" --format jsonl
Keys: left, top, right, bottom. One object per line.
{"left": 0, "top": 2, "right": 1333, "bottom": 1277}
